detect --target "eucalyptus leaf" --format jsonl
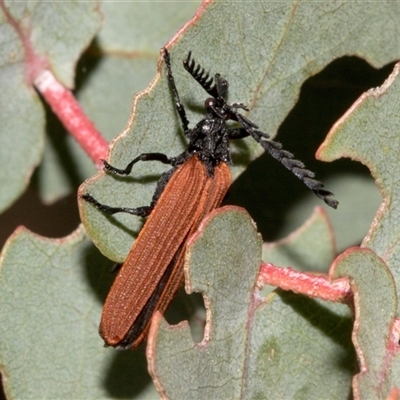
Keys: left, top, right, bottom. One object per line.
{"left": 148, "top": 207, "right": 354, "bottom": 399}
{"left": 0, "top": 1, "right": 101, "bottom": 211}
{"left": 80, "top": 1, "right": 400, "bottom": 263}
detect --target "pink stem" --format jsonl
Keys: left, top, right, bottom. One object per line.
{"left": 34, "top": 70, "right": 109, "bottom": 168}
{"left": 258, "top": 262, "right": 351, "bottom": 303}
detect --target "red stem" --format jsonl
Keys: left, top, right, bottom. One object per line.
{"left": 34, "top": 70, "right": 109, "bottom": 168}
{"left": 258, "top": 262, "right": 351, "bottom": 303}
{"left": 1, "top": 0, "right": 108, "bottom": 167}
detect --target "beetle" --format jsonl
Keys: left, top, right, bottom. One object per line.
{"left": 81, "top": 48, "right": 338, "bottom": 349}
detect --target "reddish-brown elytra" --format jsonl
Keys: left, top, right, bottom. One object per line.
{"left": 81, "top": 48, "right": 337, "bottom": 349}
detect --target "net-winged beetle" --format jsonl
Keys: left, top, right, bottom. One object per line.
{"left": 81, "top": 48, "right": 338, "bottom": 349}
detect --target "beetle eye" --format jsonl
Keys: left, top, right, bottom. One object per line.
{"left": 205, "top": 98, "right": 215, "bottom": 110}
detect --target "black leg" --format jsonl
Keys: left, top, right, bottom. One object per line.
{"left": 163, "top": 48, "right": 190, "bottom": 134}
{"left": 231, "top": 102, "right": 249, "bottom": 111}
{"left": 81, "top": 194, "right": 153, "bottom": 217}
{"left": 102, "top": 152, "right": 174, "bottom": 176}
{"left": 227, "top": 127, "right": 266, "bottom": 140}
{"left": 81, "top": 162, "right": 180, "bottom": 219}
